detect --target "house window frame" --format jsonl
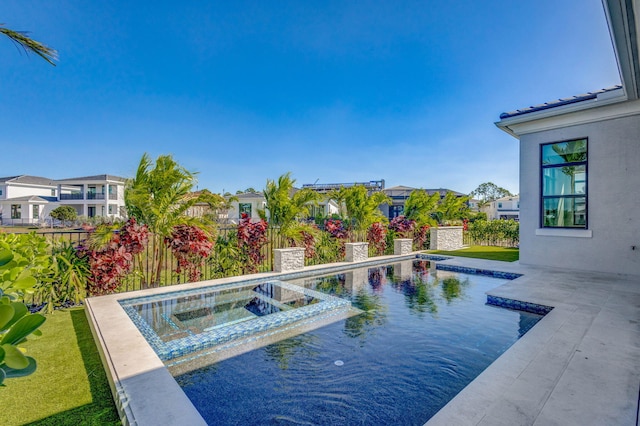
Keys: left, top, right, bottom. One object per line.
{"left": 540, "top": 138, "right": 588, "bottom": 229}
{"left": 11, "top": 204, "right": 21, "bottom": 219}
{"left": 33, "top": 204, "right": 40, "bottom": 219}
{"left": 239, "top": 203, "right": 252, "bottom": 218}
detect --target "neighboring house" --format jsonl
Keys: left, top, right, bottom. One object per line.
{"left": 379, "top": 186, "right": 467, "bottom": 219}
{"left": 483, "top": 196, "right": 520, "bottom": 221}
{"left": 0, "top": 174, "right": 127, "bottom": 226}
{"left": 227, "top": 192, "right": 267, "bottom": 224}
{"left": 495, "top": 0, "right": 639, "bottom": 277}
{"left": 56, "top": 175, "right": 127, "bottom": 219}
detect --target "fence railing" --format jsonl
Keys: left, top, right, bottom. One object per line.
{"left": 11, "top": 225, "right": 516, "bottom": 297}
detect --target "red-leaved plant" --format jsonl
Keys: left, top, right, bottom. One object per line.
{"left": 324, "top": 219, "right": 349, "bottom": 258}
{"left": 237, "top": 213, "right": 269, "bottom": 273}
{"left": 413, "top": 224, "right": 431, "bottom": 250}
{"left": 165, "top": 225, "right": 213, "bottom": 282}
{"left": 367, "top": 222, "right": 387, "bottom": 256}
{"left": 388, "top": 215, "right": 415, "bottom": 238}
{"left": 81, "top": 218, "right": 149, "bottom": 296}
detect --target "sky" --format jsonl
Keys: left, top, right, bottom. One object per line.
{"left": 1, "top": 0, "right": 620, "bottom": 196}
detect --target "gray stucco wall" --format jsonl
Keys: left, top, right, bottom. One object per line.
{"left": 519, "top": 113, "right": 640, "bottom": 276}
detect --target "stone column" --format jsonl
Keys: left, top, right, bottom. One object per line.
{"left": 429, "top": 226, "right": 464, "bottom": 251}
{"left": 274, "top": 248, "right": 305, "bottom": 272}
{"left": 346, "top": 242, "right": 369, "bottom": 262}
{"left": 394, "top": 238, "right": 413, "bottom": 255}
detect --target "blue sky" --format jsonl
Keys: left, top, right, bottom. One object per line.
{"left": 1, "top": 0, "right": 619, "bottom": 195}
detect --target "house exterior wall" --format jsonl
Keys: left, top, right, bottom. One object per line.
{"left": 4, "top": 184, "right": 55, "bottom": 199}
{"left": 519, "top": 112, "right": 640, "bottom": 276}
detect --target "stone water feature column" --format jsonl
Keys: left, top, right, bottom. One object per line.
{"left": 429, "top": 226, "right": 464, "bottom": 251}
{"left": 274, "top": 247, "right": 305, "bottom": 272}
{"left": 394, "top": 238, "right": 413, "bottom": 255}
{"left": 346, "top": 242, "right": 369, "bottom": 262}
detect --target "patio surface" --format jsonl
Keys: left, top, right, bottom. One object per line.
{"left": 426, "top": 256, "right": 640, "bottom": 426}
{"left": 86, "top": 254, "right": 640, "bottom": 425}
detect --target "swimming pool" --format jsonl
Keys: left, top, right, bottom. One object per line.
{"left": 173, "top": 259, "right": 548, "bottom": 425}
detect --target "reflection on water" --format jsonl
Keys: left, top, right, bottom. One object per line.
{"left": 177, "top": 260, "right": 545, "bottom": 426}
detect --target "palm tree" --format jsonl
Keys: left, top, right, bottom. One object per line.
{"left": 1, "top": 24, "right": 57, "bottom": 65}
{"left": 260, "top": 172, "right": 320, "bottom": 231}
{"left": 404, "top": 189, "right": 440, "bottom": 226}
{"left": 341, "top": 185, "right": 391, "bottom": 231}
{"left": 125, "top": 153, "right": 225, "bottom": 286}
{"left": 436, "top": 191, "right": 470, "bottom": 223}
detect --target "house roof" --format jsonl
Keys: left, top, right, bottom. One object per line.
{"left": 0, "top": 175, "right": 56, "bottom": 186}
{"left": 499, "top": 86, "right": 623, "bottom": 119}
{"left": 232, "top": 192, "right": 265, "bottom": 200}
{"left": 3, "top": 195, "right": 58, "bottom": 203}
{"left": 56, "top": 174, "right": 127, "bottom": 183}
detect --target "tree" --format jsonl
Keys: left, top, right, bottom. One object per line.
{"left": 260, "top": 172, "right": 320, "bottom": 231}
{"left": 50, "top": 205, "right": 77, "bottom": 227}
{"left": 1, "top": 24, "right": 57, "bottom": 65}
{"left": 470, "top": 182, "right": 513, "bottom": 209}
{"left": 124, "top": 153, "right": 225, "bottom": 286}
{"left": 436, "top": 192, "right": 470, "bottom": 223}
{"left": 403, "top": 190, "right": 440, "bottom": 226}
{"left": 340, "top": 186, "right": 391, "bottom": 231}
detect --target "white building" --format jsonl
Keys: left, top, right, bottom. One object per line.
{"left": 495, "top": 0, "right": 639, "bottom": 277}
{"left": 0, "top": 174, "right": 127, "bottom": 226}
{"left": 483, "top": 196, "right": 520, "bottom": 221}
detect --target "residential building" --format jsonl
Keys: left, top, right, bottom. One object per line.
{"left": 0, "top": 174, "right": 127, "bottom": 226}
{"left": 483, "top": 196, "right": 520, "bottom": 221}
{"left": 379, "top": 186, "right": 468, "bottom": 219}
{"left": 495, "top": 0, "right": 639, "bottom": 277}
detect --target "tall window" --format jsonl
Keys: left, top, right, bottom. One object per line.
{"left": 239, "top": 203, "right": 252, "bottom": 218}
{"left": 11, "top": 204, "right": 21, "bottom": 219}
{"left": 541, "top": 138, "right": 587, "bottom": 228}
{"left": 33, "top": 205, "right": 39, "bottom": 219}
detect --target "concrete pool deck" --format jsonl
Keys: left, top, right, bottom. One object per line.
{"left": 426, "top": 256, "right": 640, "bottom": 426}
{"left": 85, "top": 254, "right": 640, "bottom": 425}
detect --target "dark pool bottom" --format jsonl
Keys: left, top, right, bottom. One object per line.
{"left": 176, "top": 260, "right": 543, "bottom": 425}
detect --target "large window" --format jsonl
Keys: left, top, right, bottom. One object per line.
{"left": 541, "top": 138, "right": 587, "bottom": 228}
{"left": 11, "top": 204, "right": 21, "bottom": 219}
{"left": 33, "top": 205, "right": 39, "bottom": 219}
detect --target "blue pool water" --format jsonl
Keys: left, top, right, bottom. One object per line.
{"left": 175, "top": 260, "right": 544, "bottom": 425}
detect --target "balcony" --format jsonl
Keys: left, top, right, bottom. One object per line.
{"left": 87, "top": 193, "right": 106, "bottom": 200}
{"left": 109, "top": 193, "right": 117, "bottom": 200}
{"left": 59, "top": 193, "right": 84, "bottom": 200}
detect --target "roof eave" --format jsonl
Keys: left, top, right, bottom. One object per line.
{"left": 495, "top": 88, "right": 628, "bottom": 138}
{"left": 603, "top": 0, "right": 640, "bottom": 99}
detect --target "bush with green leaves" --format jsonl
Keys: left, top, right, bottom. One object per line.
{"left": 467, "top": 219, "right": 519, "bottom": 247}
{"left": 50, "top": 205, "right": 78, "bottom": 227}
{"left": 0, "top": 234, "right": 51, "bottom": 386}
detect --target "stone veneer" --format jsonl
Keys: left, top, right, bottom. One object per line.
{"left": 394, "top": 238, "right": 413, "bottom": 255}
{"left": 429, "top": 226, "right": 464, "bottom": 251}
{"left": 274, "top": 248, "right": 305, "bottom": 272}
{"left": 346, "top": 242, "right": 369, "bottom": 262}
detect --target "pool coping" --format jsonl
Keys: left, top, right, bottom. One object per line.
{"left": 86, "top": 253, "right": 640, "bottom": 425}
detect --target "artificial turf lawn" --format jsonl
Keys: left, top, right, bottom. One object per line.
{"left": 429, "top": 245, "right": 519, "bottom": 262}
{"left": 2, "top": 307, "right": 120, "bottom": 426}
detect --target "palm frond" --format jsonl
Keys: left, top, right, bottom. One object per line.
{"left": 1, "top": 25, "right": 58, "bottom": 66}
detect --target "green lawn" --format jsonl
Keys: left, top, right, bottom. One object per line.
{"left": 3, "top": 308, "right": 120, "bottom": 426}
{"left": 429, "top": 245, "right": 519, "bottom": 262}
